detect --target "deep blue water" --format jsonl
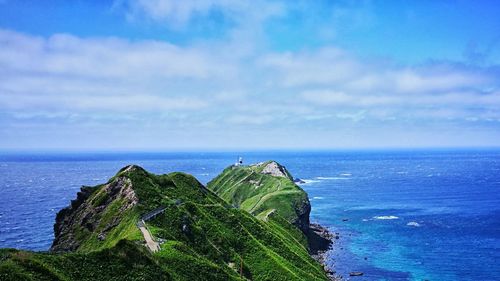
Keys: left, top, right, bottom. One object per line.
{"left": 0, "top": 150, "right": 499, "bottom": 281}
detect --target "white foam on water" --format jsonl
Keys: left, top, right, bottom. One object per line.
{"left": 373, "top": 215, "right": 399, "bottom": 220}
{"left": 340, "top": 173, "right": 352, "bottom": 176}
{"left": 407, "top": 221, "right": 421, "bottom": 227}
{"left": 301, "top": 179, "right": 321, "bottom": 185}
{"left": 316, "top": 176, "right": 350, "bottom": 180}
{"left": 312, "top": 196, "right": 324, "bottom": 200}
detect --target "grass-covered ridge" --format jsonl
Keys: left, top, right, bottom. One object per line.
{"left": 207, "top": 161, "right": 311, "bottom": 233}
{"left": 0, "top": 165, "right": 328, "bottom": 281}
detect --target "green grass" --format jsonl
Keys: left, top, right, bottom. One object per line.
{"left": 207, "top": 161, "right": 311, "bottom": 231}
{"left": 0, "top": 240, "right": 168, "bottom": 281}
{"left": 0, "top": 165, "right": 327, "bottom": 281}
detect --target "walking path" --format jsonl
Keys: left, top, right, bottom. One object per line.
{"left": 137, "top": 220, "right": 161, "bottom": 252}
{"left": 136, "top": 202, "right": 222, "bottom": 253}
{"left": 137, "top": 207, "right": 168, "bottom": 253}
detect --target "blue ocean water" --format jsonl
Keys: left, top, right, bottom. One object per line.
{"left": 0, "top": 150, "right": 499, "bottom": 280}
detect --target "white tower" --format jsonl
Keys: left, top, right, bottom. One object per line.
{"left": 235, "top": 156, "right": 243, "bottom": 166}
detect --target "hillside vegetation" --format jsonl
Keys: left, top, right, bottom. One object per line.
{"left": 0, "top": 165, "right": 328, "bottom": 281}
{"left": 207, "top": 161, "right": 311, "bottom": 233}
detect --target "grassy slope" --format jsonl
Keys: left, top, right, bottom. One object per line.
{"left": 0, "top": 240, "right": 236, "bottom": 281}
{"left": 207, "top": 162, "right": 310, "bottom": 227}
{"left": 0, "top": 166, "right": 327, "bottom": 281}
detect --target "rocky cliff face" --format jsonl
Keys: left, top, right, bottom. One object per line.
{"left": 293, "top": 196, "right": 312, "bottom": 233}
{"left": 253, "top": 161, "right": 293, "bottom": 179}
{"left": 51, "top": 167, "right": 139, "bottom": 252}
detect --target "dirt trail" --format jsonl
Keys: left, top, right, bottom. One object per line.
{"left": 138, "top": 220, "right": 160, "bottom": 252}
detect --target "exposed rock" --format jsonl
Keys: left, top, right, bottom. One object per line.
{"left": 308, "top": 224, "right": 339, "bottom": 281}
{"left": 350, "top": 272, "right": 364, "bottom": 276}
{"left": 119, "top": 164, "right": 146, "bottom": 175}
{"left": 97, "top": 233, "right": 106, "bottom": 241}
{"left": 51, "top": 176, "right": 138, "bottom": 252}
{"left": 294, "top": 196, "right": 311, "bottom": 233}
{"left": 257, "top": 161, "right": 292, "bottom": 179}
{"left": 248, "top": 179, "right": 261, "bottom": 188}
{"left": 308, "top": 223, "right": 333, "bottom": 256}
{"left": 294, "top": 178, "right": 306, "bottom": 184}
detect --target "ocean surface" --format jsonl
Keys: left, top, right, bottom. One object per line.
{"left": 0, "top": 150, "right": 499, "bottom": 280}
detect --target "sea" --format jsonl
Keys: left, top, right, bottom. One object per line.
{"left": 0, "top": 150, "right": 499, "bottom": 281}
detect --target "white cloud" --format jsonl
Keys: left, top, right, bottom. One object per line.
{"left": 301, "top": 89, "right": 500, "bottom": 110}
{"left": 1, "top": 29, "right": 498, "bottom": 121}
{"left": 0, "top": 30, "right": 232, "bottom": 80}
{"left": 392, "top": 68, "right": 489, "bottom": 93}
{"left": 259, "top": 48, "right": 364, "bottom": 87}
{"left": 0, "top": 29, "right": 239, "bottom": 116}
{"left": 227, "top": 114, "right": 275, "bottom": 125}
{"left": 261, "top": 48, "right": 495, "bottom": 92}
{"left": 1, "top": 25, "right": 499, "bottom": 149}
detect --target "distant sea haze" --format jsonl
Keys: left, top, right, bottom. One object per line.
{"left": 1, "top": 150, "right": 499, "bottom": 281}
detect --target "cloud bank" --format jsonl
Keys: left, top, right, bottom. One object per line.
{"left": 1, "top": 0, "right": 499, "bottom": 150}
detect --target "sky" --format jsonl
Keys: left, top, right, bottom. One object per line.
{"left": 1, "top": 0, "right": 500, "bottom": 151}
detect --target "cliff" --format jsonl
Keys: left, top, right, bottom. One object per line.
{"left": 0, "top": 165, "right": 329, "bottom": 281}
{"left": 207, "top": 161, "right": 311, "bottom": 233}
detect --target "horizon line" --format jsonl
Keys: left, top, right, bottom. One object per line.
{"left": 2, "top": 146, "right": 500, "bottom": 155}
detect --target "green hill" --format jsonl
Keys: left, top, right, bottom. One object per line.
{"left": 0, "top": 165, "right": 328, "bottom": 281}
{"left": 207, "top": 161, "right": 311, "bottom": 233}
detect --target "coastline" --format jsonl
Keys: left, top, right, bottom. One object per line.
{"left": 308, "top": 222, "right": 341, "bottom": 281}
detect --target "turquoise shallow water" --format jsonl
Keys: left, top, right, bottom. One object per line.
{"left": 0, "top": 150, "right": 499, "bottom": 280}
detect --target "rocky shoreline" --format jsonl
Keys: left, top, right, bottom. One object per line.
{"left": 307, "top": 223, "right": 342, "bottom": 281}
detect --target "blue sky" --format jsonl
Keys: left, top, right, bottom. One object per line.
{"left": 1, "top": 0, "right": 500, "bottom": 150}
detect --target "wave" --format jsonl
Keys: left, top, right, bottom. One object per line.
{"left": 315, "top": 176, "right": 350, "bottom": 180}
{"left": 303, "top": 174, "right": 352, "bottom": 183}
{"left": 301, "top": 179, "right": 321, "bottom": 184}
{"left": 312, "top": 196, "right": 324, "bottom": 200}
{"left": 406, "top": 221, "right": 421, "bottom": 227}
{"left": 373, "top": 215, "right": 399, "bottom": 220}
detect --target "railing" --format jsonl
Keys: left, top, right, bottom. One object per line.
{"left": 140, "top": 206, "right": 167, "bottom": 221}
